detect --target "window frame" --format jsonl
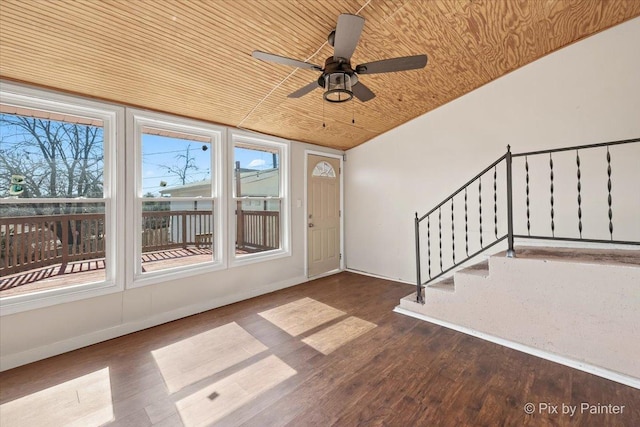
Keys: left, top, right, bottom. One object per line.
{"left": 126, "top": 109, "right": 226, "bottom": 288}
{"left": 228, "top": 131, "right": 290, "bottom": 267}
{"left": 0, "top": 82, "right": 125, "bottom": 316}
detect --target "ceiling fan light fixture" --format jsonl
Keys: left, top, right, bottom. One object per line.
{"left": 323, "top": 72, "right": 353, "bottom": 103}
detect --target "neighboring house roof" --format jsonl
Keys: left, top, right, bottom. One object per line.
{"left": 159, "top": 168, "right": 279, "bottom": 197}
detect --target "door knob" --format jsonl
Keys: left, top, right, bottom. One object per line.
{"left": 309, "top": 223, "right": 314, "bottom": 227}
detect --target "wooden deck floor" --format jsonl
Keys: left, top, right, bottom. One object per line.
{"left": 0, "top": 248, "right": 213, "bottom": 297}
{"left": 0, "top": 272, "right": 638, "bottom": 426}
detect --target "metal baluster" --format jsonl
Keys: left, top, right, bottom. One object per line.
{"left": 576, "top": 150, "right": 583, "bottom": 238}
{"left": 550, "top": 153, "right": 555, "bottom": 237}
{"left": 451, "top": 198, "right": 455, "bottom": 264}
{"left": 414, "top": 212, "right": 423, "bottom": 304}
{"left": 464, "top": 187, "right": 469, "bottom": 257}
{"left": 525, "top": 156, "right": 530, "bottom": 236}
{"left": 493, "top": 166, "right": 498, "bottom": 239}
{"left": 427, "top": 215, "right": 431, "bottom": 279}
{"left": 478, "top": 177, "right": 483, "bottom": 248}
{"left": 607, "top": 147, "right": 613, "bottom": 239}
{"left": 438, "top": 207, "right": 443, "bottom": 272}
{"left": 506, "top": 145, "right": 515, "bottom": 257}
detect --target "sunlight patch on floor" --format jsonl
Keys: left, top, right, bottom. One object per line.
{"left": 0, "top": 368, "right": 113, "bottom": 427}
{"left": 302, "top": 316, "right": 377, "bottom": 355}
{"left": 258, "top": 297, "right": 345, "bottom": 336}
{"left": 176, "top": 355, "right": 296, "bottom": 427}
{"left": 152, "top": 322, "right": 268, "bottom": 393}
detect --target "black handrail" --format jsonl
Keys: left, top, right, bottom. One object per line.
{"left": 512, "top": 137, "right": 640, "bottom": 157}
{"left": 419, "top": 154, "right": 507, "bottom": 221}
{"left": 414, "top": 138, "right": 639, "bottom": 304}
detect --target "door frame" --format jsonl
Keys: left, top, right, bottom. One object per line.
{"left": 304, "top": 150, "right": 345, "bottom": 278}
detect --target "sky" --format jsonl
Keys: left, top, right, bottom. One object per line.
{"left": 142, "top": 135, "right": 278, "bottom": 196}
{"left": 0, "top": 114, "right": 278, "bottom": 197}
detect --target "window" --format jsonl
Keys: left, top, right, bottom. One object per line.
{"left": 0, "top": 83, "right": 294, "bottom": 314}
{"left": 128, "top": 111, "right": 223, "bottom": 286}
{"left": 0, "top": 85, "right": 123, "bottom": 314}
{"left": 231, "top": 133, "right": 289, "bottom": 263}
{"left": 312, "top": 161, "right": 336, "bottom": 178}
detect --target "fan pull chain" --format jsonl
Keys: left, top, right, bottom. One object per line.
{"left": 322, "top": 97, "right": 326, "bottom": 128}
{"left": 352, "top": 97, "right": 355, "bottom": 124}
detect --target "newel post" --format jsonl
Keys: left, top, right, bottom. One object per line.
{"left": 415, "top": 212, "right": 424, "bottom": 304}
{"left": 506, "top": 145, "right": 516, "bottom": 258}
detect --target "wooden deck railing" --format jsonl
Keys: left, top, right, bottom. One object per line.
{"left": 140, "top": 210, "right": 213, "bottom": 252}
{"left": 1, "top": 213, "right": 105, "bottom": 276}
{"left": 237, "top": 210, "right": 280, "bottom": 251}
{"left": 1, "top": 209, "right": 280, "bottom": 276}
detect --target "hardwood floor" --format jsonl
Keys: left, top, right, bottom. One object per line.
{"left": 0, "top": 272, "right": 638, "bottom": 426}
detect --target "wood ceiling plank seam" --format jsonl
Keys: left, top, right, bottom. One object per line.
{"left": 0, "top": 19, "right": 173, "bottom": 73}
{"left": 0, "top": 2, "right": 226, "bottom": 71}
{"left": 194, "top": 0, "right": 332, "bottom": 59}
{"left": 74, "top": 0, "right": 258, "bottom": 78}
{"left": 0, "top": 34, "right": 246, "bottom": 107}
{"left": 90, "top": 1, "right": 254, "bottom": 65}
{"left": 0, "top": 7, "right": 272, "bottom": 112}
{"left": 170, "top": 0, "right": 297, "bottom": 53}
{"left": 232, "top": 38, "right": 330, "bottom": 126}
{"left": 168, "top": 0, "right": 327, "bottom": 88}
{"left": 168, "top": 0, "right": 341, "bottom": 116}
{"left": 359, "top": 0, "right": 412, "bottom": 28}
{"left": 0, "top": 57, "right": 250, "bottom": 126}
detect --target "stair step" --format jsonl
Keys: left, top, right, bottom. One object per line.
{"left": 497, "top": 246, "right": 640, "bottom": 268}
{"left": 427, "top": 277, "right": 454, "bottom": 292}
{"left": 457, "top": 260, "right": 489, "bottom": 277}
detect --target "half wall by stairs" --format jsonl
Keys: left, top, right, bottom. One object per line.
{"left": 396, "top": 247, "right": 640, "bottom": 387}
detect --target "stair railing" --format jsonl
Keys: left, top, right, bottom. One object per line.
{"left": 415, "top": 137, "right": 640, "bottom": 304}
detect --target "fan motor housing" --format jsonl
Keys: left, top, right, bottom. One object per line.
{"left": 317, "top": 57, "right": 358, "bottom": 88}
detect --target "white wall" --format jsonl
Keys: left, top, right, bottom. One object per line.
{"left": 0, "top": 139, "right": 342, "bottom": 370}
{"left": 345, "top": 18, "right": 640, "bottom": 283}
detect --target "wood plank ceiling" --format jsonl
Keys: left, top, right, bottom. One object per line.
{"left": 1, "top": 0, "right": 639, "bottom": 150}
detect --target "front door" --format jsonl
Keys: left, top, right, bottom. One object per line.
{"left": 307, "top": 154, "right": 341, "bottom": 277}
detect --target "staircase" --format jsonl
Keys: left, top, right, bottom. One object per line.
{"left": 399, "top": 138, "right": 640, "bottom": 388}
{"left": 397, "top": 247, "right": 640, "bottom": 386}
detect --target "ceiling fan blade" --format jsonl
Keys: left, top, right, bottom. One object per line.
{"left": 252, "top": 50, "right": 322, "bottom": 71}
{"left": 352, "top": 82, "right": 376, "bottom": 102}
{"left": 333, "top": 14, "right": 365, "bottom": 60}
{"left": 356, "top": 54, "right": 427, "bottom": 74}
{"left": 288, "top": 81, "right": 320, "bottom": 98}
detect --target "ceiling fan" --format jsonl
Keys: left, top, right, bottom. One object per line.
{"left": 252, "top": 13, "right": 427, "bottom": 103}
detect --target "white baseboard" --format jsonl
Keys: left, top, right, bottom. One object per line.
{"left": 393, "top": 306, "right": 640, "bottom": 390}
{"left": 345, "top": 268, "right": 414, "bottom": 285}
{"left": 0, "top": 276, "right": 307, "bottom": 372}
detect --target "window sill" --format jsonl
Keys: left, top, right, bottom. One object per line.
{"left": 128, "top": 260, "right": 226, "bottom": 289}
{"left": 0, "top": 280, "right": 122, "bottom": 317}
{"left": 229, "top": 248, "right": 291, "bottom": 268}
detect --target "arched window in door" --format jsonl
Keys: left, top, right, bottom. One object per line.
{"left": 312, "top": 161, "right": 336, "bottom": 178}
